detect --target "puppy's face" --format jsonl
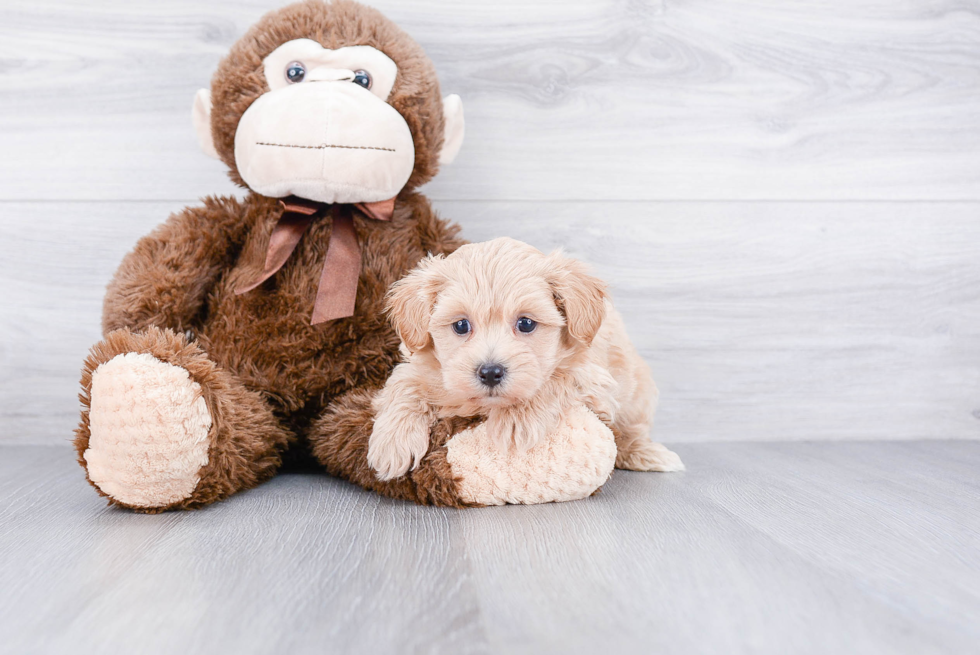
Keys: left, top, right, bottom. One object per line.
{"left": 387, "top": 238, "right": 607, "bottom": 412}
{"left": 428, "top": 266, "right": 566, "bottom": 408}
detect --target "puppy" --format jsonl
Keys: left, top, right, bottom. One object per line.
{"left": 367, "top": 237, "right": 684, "bottom": 480}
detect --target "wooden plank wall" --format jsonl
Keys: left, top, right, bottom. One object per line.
{"left": 1, "top": 0, "right": 978, "bottom": 444}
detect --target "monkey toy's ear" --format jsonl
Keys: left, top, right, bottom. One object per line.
{"left": 191, "top": 89, "right": 220, "bottom": 160}
{"left": 439, "top": 94, "right": 465, "bottom": 165}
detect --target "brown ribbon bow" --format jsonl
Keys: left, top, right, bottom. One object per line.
{"left": 234, "top": 195, "right": 395, "bottom": 324}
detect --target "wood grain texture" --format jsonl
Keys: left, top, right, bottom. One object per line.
{"left": 0, "top": 0, "right": 978, "bottom": 201}
{"left": 1, "top": 2, "right": 977, "bottom": 651}
{"left": 1, "top": 442, "right": 978, "bottom": 655}
{"left": 2, "top": 200, "right": 977, "bottom": 445}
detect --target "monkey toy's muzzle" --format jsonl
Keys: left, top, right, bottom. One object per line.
{"left": 234, "top": 81, "right": 416, "bottom": 204}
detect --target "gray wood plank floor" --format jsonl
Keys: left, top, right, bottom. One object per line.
{"left": 1, "top": 442, "right": 978, "bottom": 655}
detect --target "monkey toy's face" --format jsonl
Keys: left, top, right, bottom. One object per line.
{"left": 191, "top": 0, "right": 464, "bottom": 205}
{"left": 235, "top": 39, "right": 417, "bottom": 203}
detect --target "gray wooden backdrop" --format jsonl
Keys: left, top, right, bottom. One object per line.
{"left": 1, "top": 0, "right": 978, "bottom": 445}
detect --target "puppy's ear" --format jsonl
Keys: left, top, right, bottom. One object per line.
{"left": 546, "top": 252, "right": 608, "bottom": 347}
{"left": 386, "top": 255, "right": 445, "bottom": 354}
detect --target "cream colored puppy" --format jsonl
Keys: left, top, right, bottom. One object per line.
{"left": 367, "top": 237, "right": 684, "bottom": 480}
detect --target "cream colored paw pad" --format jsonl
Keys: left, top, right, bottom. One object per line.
{"left": 445, "top": 405, "right": 617, "bottom": 506}
{"left": 84, "top": 353, "right": 212, "bottom": 508}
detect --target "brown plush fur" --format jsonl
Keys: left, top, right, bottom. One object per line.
{"left": 74, "top": 0, "right": 469, "bottom": 511}
{"left": 76, "top": 327, "right": 292, "bottom": 513}
{"left": 309, "top": 390, "right": 480, "bottom": 507}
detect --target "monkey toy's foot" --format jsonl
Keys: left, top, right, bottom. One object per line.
{"left": 82, "top": 352, "right": 213, "bottom": 509}
{"left": 444, "top": 405, "right": 618, "bottom": 506}
{"left": 76, "top": 327, "right": 292, "bottom": 512}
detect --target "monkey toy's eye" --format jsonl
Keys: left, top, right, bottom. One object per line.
{"left": 452, "top": 319, "right": 470, "bottom": 336}
{"left": 285, "top": 61, "right": 306, "bottom": 83}
{"left": 516, "top": 317, "right": 537, "bottom": 334}
{"left": 352, "top": 69, "right": 372, "bottom": 90}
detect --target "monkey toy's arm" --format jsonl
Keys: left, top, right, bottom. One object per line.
{"left": 102, "top": 196, "right": 250, "bottom": 334}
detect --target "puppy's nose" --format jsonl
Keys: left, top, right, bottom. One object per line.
{"left": 477, "top": 363, "right": 506, "bottom": 388}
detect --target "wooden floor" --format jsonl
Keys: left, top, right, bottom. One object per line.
{"left": 1, "top": 441, "right": 977, "bottom": 655}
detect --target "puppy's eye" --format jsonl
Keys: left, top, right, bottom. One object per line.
{"left": 285, "top": 61, "right": 306, "bottom": 83}
{"left": 352, "top": 69, "right": 372, "bottom": 90}
{"left": 516, "top": 317, "right": 537, "bottom": 333}
{"left": 452, "top": 319, "right": 470, "bottom": 335}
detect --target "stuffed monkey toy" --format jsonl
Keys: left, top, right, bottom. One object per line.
{"left": 75, "top": 0, "right": 617, "bottom": 512}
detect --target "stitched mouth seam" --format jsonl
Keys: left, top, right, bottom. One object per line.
{"left": 255, "top": 142, "right": 396, "bottom": 152}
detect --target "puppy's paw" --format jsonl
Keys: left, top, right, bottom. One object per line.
{"left": 367, "top": 414, "right": 431, "bottom": 481}
{"left": 485, "top": 410, "right": 544, "bottom": 451}
{"left": 510, "top": 419, "right": 549, "bottom": 452}
{"left": 616, "top": 440, "right": 685, "bottom": 472}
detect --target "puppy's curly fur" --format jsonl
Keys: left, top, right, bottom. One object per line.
{"left": 367, "top": 238, "right": 684, "bottom": 480}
